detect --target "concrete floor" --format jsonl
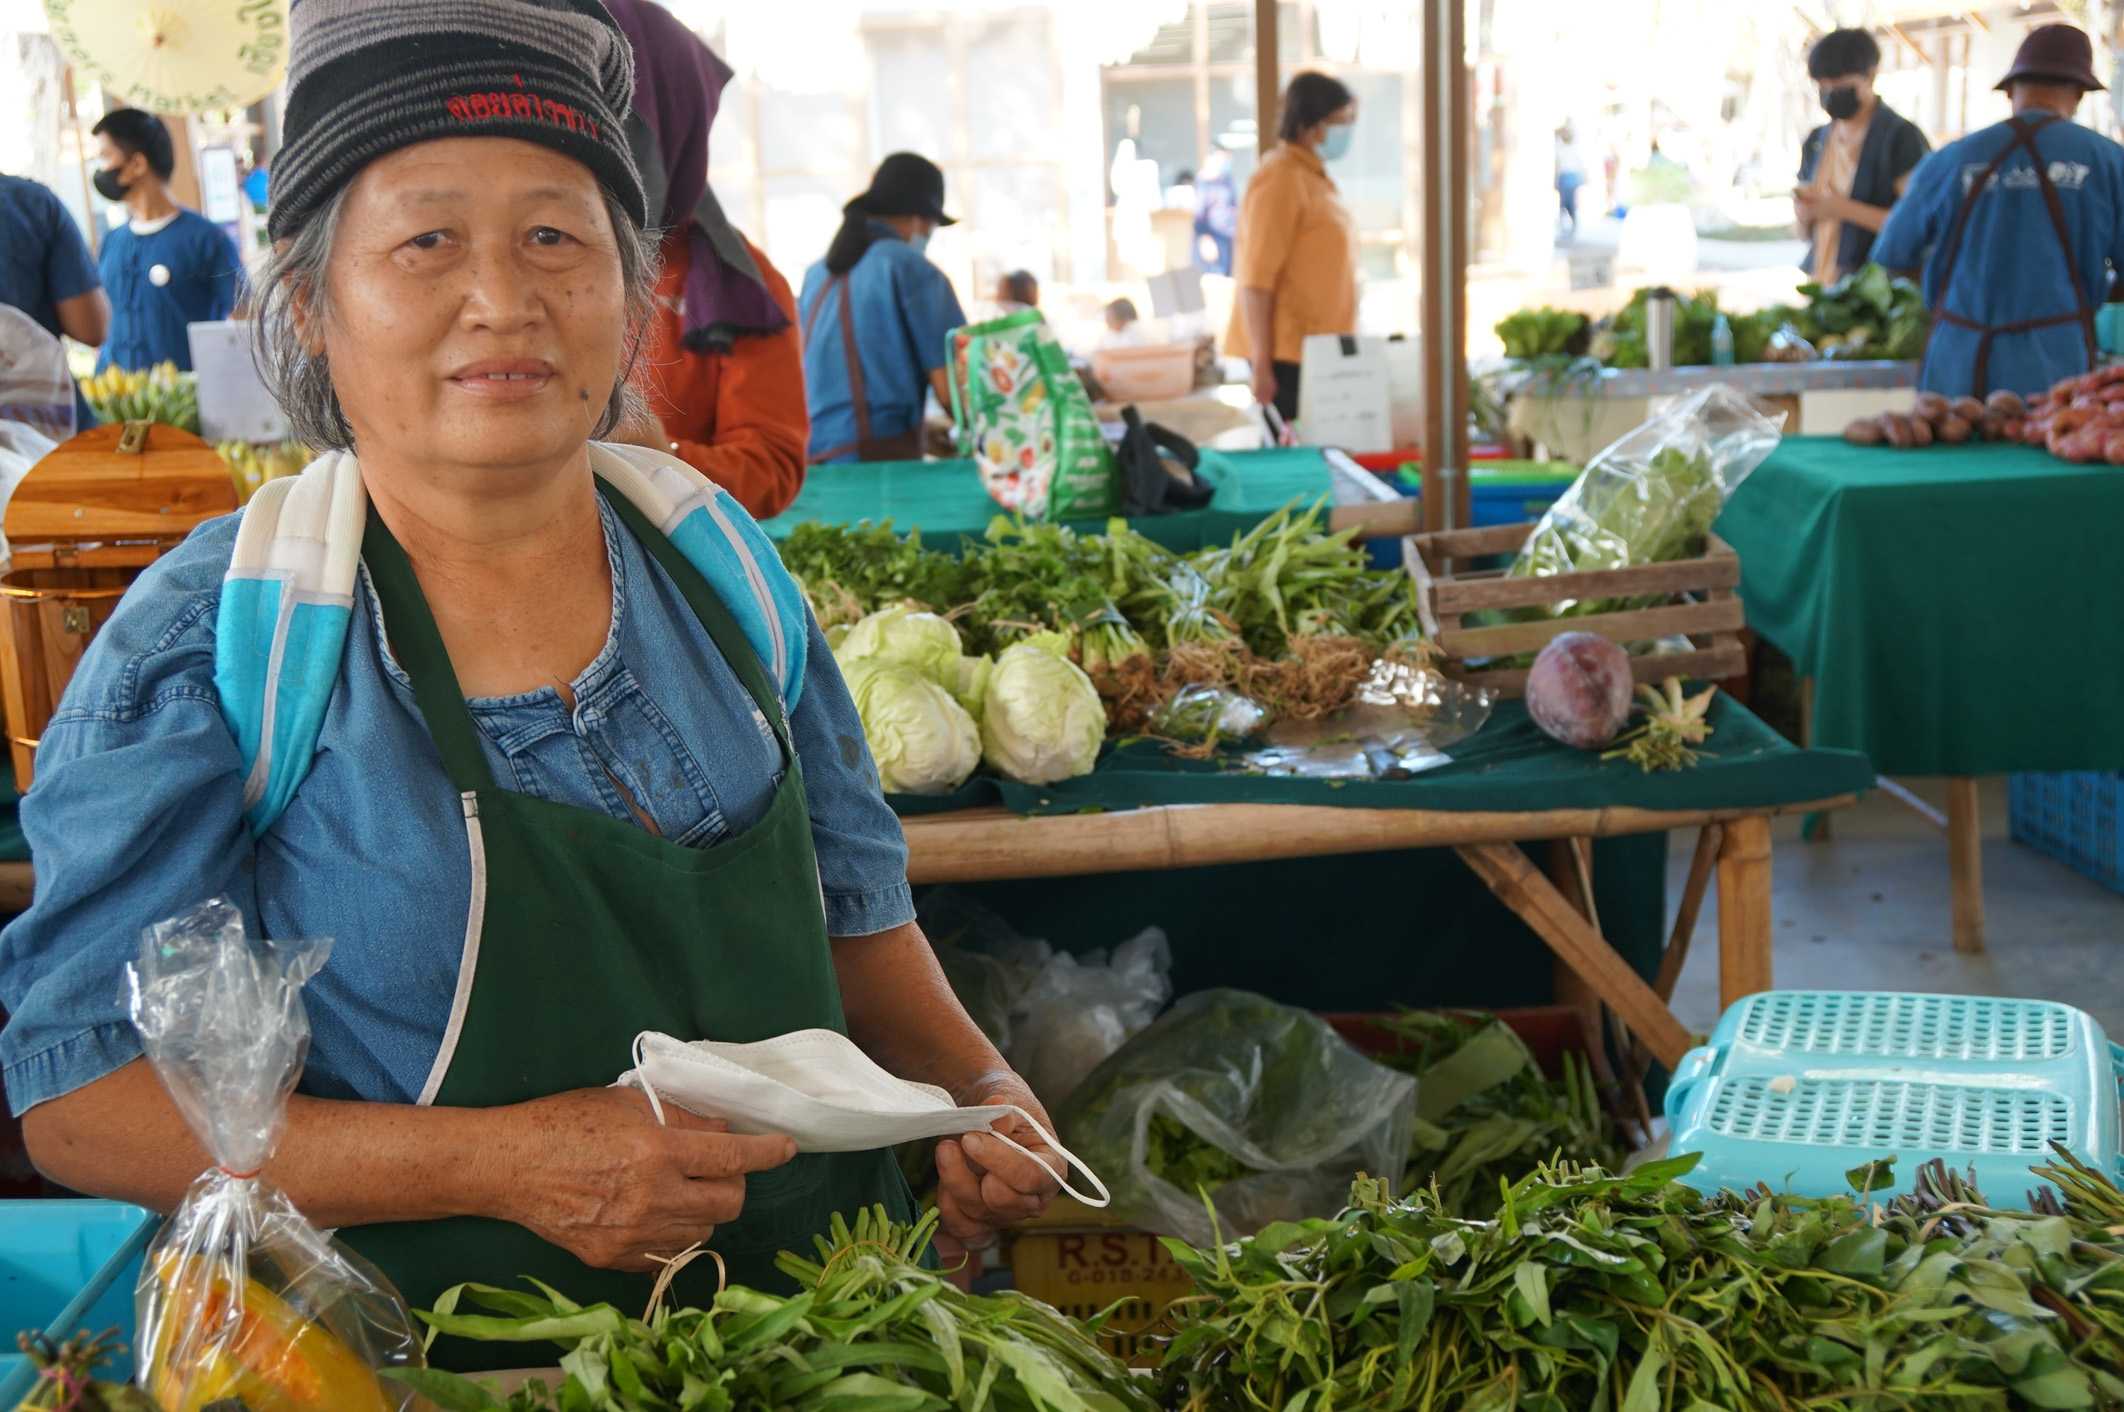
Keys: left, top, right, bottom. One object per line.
{"left": 1667, "top": 777, "right": 2124, "bottom": 1039}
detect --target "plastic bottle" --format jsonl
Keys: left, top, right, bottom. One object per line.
{"left": 1710, "top": 313, "right": 1735, "bottom": 367}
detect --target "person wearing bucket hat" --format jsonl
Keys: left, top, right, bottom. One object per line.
{"left": 1874, "top": 23, "right": 2124, "bottom": 396}
{"left": 1, "top": 0, "right": 1062, "bottom": 1372}
{"left": 797, "top": 151, "right": 967, "bottom": 463}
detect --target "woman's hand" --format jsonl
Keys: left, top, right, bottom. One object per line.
{"left": 1249, "top": 357, "right": 1280, "bottom": 409}
{"left": 933, "top": 1073, "right": 1062, "bottom": 1264}
{"left": 491, "top": 1087, "right": 796, "bottom": 1272}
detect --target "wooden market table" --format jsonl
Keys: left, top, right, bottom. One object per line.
{"left": 893, "top": 696, "right": 1871, "bottom": 1071}
{"left": 1717, "top": 436, "right": 2124, "bottom": 953}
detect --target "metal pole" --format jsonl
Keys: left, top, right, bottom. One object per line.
{"left": 1255, "top": 0, "right": 1279, "bottom": 157}
{"left": 1419, "top": 0, "right": 1468, "bottom": 531}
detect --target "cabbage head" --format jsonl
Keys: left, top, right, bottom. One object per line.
{"left": 835, "top": 605, "right": 963, "bottom": 681}
{"left": 981, "top": 638, "right": 1105, "bottom": 785}
{"left": 841, "top": 657, "right": 981, "bottom": 795}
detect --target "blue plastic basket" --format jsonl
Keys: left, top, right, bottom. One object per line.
{"left": 2009, "top": 770, "right": 2124, "bottom": 895}
{"left": 0, "top": 1200, "right": 158, "bottom": 1403}
{"left": 1665, "top": 991, "right": 2124, "bottom": 1208}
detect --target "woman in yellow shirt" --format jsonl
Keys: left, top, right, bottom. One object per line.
{"left": 1229, "top": 73, "right": 1359, "bottom": 419}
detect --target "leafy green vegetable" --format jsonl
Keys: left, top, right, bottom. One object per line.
{"left": 1794, "top": 262, "right": 1928, "bottom": 360}
{"left": 1496, "top": 307, "right": 1591, "bottom": 360}
{"left": 1513, "top": 445, "right": 1723, "bottom": 593}
{"left": 386, "top": 1206, "right": 1156, "bottom": 1412}
{"left": 1158, "top": 1151, "right": 2124, "bottom": 1412}
{"left": 1370, "top": 1011, "right": 1623, "bottom": 1217}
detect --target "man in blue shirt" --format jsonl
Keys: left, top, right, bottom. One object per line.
{"left": 799, "top": 153, "right": 966, "bottom": 463}
{"left": 0, "top": 175, "right": 107, "bottom": 352}
{"left": 89, "top": 109, "right": 242, "bottom": 373}
{"left": 1873, "top": 24, "right": 2124, "bottom": 397}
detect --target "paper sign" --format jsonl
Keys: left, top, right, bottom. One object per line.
{"left": 1296, "top": 334, "right": 1424, "bottom": 453}
{"left": 1146, "top": 267, "right": 1205, "bottom": 318}
{"left": 187, "top": 321, "right": 289, "bottom": 444}
{"left": 199, "top": 147, "right": 243, "bottom": 225}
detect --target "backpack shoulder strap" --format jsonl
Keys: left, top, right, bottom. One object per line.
{"left": 212, "top": 445, "right": 809, "bottom": 838}
{"left": 213, "top": 451, "right": 366, "bottom": 837}
{"left": 589, "top": 442, "right": 809, "bottom": 717}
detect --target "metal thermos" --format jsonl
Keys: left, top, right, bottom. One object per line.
{"left": 1645, "top": 288, "right": 1678, "bottom": 372}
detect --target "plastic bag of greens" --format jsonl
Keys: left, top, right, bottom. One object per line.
{"left": 128, "top": 898, "right": 422, "bottom": 1410}
{"left": 1056, "top": 989, "right": 1416, "bottom": 1246}
{"left": 1510, "top": 384, "right": 1782, "bottom": 614}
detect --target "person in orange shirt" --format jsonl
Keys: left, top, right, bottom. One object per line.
{"left": 1227, "top": 72, "right": 1360, "bottom": 422}
{"left": 607, "top": 0, "right": 806, "bottom": 520}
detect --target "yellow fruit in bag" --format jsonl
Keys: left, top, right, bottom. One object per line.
{"left": 143, "top": 1251, "right": 391, "bottom": 1412}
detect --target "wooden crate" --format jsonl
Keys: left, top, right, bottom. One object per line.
{"left": 0, "top": 423, "right": 236, "bottom": 787}
{"left": 1404, "top": 520, "right": 1745, "bottom": 696}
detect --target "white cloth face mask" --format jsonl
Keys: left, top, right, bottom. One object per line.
{"left": 618, "top": 1029, "right": 1111, "bottom": 1208}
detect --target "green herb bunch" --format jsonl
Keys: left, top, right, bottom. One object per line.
{"left": 779, "top": 521, "right": 972, "bottom": 630}
{"left": 388, "top": 1207, "right": 1156, "bottom": 1412}
{"left": 1157, "top": 1152, "right": 2124, "bottom": 1412}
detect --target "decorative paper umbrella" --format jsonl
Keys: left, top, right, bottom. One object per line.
{"left": 43, "top": 0, "right": 289, "bottom": 114}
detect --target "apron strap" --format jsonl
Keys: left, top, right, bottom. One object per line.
{"left": 360, "top": 507, "right": 503, "bottom": 794}
{"left": 805, "top": 273, "right": 881, "bottom": 465}
{"left": 596, "top": 480, "right": 797, "bottom": 761}
{"left": 1926, "top": 113, "right": 2095, "bottom": 396}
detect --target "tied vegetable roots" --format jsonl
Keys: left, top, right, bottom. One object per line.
{"left": 386, "top": 1206, "right": 1156, "bottom": 1412}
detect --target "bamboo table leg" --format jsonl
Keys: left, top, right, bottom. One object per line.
{"left": 1947, "top": 778, "right": 1985, "bottom": 954}
{"left": 1715, "top": 816, "right": 1774, "bottom": 1007}
{"left": 1457, "top": 841, "right": 1694, "bottom": 1069}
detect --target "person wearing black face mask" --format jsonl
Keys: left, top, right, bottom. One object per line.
{"left": 88, "top": 108, "right": 242, "bottom": 376}
{"left": 1795, "top": 28, "right": 1929, "bottom": 286}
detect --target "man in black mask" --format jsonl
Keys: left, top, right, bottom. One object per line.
{"left": 89, "top": 108, "right": 242, "bottom": 374}
{"left": 1795, "top": 28, "right": 1929, "bottom": 285}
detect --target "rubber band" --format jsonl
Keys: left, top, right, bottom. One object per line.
{"left": 216, "top": 1165, "right": 261, "bottom": 1180}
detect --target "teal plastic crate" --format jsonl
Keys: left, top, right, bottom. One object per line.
{"left": 2009, "top": 770, "right": 2124, "bottom": 896}
{"left": 1665, "top": 991, "right": 2124, "bottom": 1207}
{"left": 0, "top": 1201, "right": 157, "bottom": 1403}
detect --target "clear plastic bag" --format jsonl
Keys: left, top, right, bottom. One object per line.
{"left": 1511, "top": 384, "right": 1783, "bottom": 612}
{"left": 1055, "top": 989, "right": 1417, "bottom": 1247}
{"left": 1149, "top": 685, "right": 1268, "bottom": 745}
{"left": 127, "top": 898, "right": 422, "bottom": 1411}
{"left": 920, "top": 891, "right": 1172, "bottom": 1111}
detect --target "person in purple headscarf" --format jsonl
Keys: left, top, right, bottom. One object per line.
{"left": 604, "top": 0, "right": 809, "bottom": 518}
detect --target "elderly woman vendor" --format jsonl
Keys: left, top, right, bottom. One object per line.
{"left": 0, "top": 0, "right": 1054, "bottom": 1370}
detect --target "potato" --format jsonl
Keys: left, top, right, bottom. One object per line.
{"left": 2059, "top": 427, "right": 2107, "bottom": 463}
{"left": 1949, "top": 397, "right": 1985, "bottom": 423}
{"left": 1908, "top": 415, "right": 1934, "bottom": 447}
{"left": 1878, "top": 412, "right": 1916, "bottom": 448}
{"left": 1526, "top": 633, "right": 1635, "bottom": 750}
{"left": 1843, "top": 417, "right": 1885, "bottom": 446}
{"left": 1977, "top": 412, "right": 2008, "bottom": 441}
{"left": 1912, "top": 392, "right": 1951, "bottom": 425}
{"left": 1937, "top": 414, "right": 1973, "bottom": 444}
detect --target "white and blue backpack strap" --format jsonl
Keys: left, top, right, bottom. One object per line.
{"left": 589, "top": 442, "right": 809, "bottom": 720}
{"left": 213, "top": 450, "right": 366, "bottom": 838}
{"left": 215, "top": 444, "right": 809, "bottom": 837}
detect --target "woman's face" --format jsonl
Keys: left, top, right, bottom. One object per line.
{"left": 319, "top": 138, "right": 628, "bottom": 477}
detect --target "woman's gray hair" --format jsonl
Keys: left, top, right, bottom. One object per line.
{"left": 251, "top": 185, "right": 661, "bottom": 453}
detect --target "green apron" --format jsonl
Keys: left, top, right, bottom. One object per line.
{"left": 341, "top": 482, "right": 912, "bottom": 1372}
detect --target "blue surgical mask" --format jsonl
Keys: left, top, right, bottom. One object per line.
{"left": 909, "top": 230, "right": 932, "bottom": 255}
{"left": 1319, "top": 124, "right": 1355, "bottom": 163}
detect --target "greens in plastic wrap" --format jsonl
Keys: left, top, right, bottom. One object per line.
{"left": 1510, "top": 384, "right": 1781, "bottom": 614}
{"left": 1055, "top": 990, "right": 1416, "bottom": 1247}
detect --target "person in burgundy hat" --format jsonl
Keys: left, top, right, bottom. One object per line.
{"left": 1874, "top": 23, "right": 2124, "bottom": 396}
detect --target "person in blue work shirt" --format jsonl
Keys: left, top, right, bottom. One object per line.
{"left": 0, "top": 173, "right": 109, "bottom": 432}
{"left": 90, "top": 108, "right": 243, "bottom": 373}
{"left": 1872, "top": 24, "right": 2124, "bottom": 398}
{"left": 799, "top": 153, "right": 966, "bottom": 463}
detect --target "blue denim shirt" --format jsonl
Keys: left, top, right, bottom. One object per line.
{"left": 0, "top": 495, "right": 914, "bottom": 1116}
{"left": 798, "top": 228, "right": 967, "bottom": 462}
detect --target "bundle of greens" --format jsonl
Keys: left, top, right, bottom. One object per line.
{"left": 388, "top": 1207, "right": 1155, "bottom": 1412}
{"left": 778, "top": 520, "right": 970, "bottom": 629}
{"left": 1496, "top": 307, "right": 1591, "bottom": 360}
{"left": 1157, "top": 1152, "right": 2124, "bottom": 1412}
{"left": 1369, "top": 1011, "right": 1622, "bottom": 1217}
{"left": 1794, "top": 262, "right": 1929, "bottom": 361}
{"left": 11, "top": 1330, "right": 155, "bottom": 1410}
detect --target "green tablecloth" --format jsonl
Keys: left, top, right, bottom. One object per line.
{"left": 762, "top": 448, "right": 1334, "bottom": 551}
{"left": 1717, "top": 437, "right": 2124, "bottom": 777}
{"left": 893, "top": 695, "right": 1872, "bottom": 818}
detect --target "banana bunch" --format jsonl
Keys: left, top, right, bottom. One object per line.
{"left": 79, "top": 360, "right": 201, "bottom": 433}
{"left": 216, "top": 440, "right": 313, "bottom": 504}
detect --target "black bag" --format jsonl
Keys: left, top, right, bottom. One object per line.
{"left": 1115, "top": 405, "right": 1214, "bottom": 516}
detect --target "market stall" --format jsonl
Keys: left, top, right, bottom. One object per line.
{"left": 1718, "top": 431, "right": 2124, "bottom": 953}
{"left": 896, "top": 695, "right": 1871, "bottom": 1069}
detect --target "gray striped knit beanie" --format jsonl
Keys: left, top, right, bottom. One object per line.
{"left": 269, "top": 0, "right": 647, "bottom": 240}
